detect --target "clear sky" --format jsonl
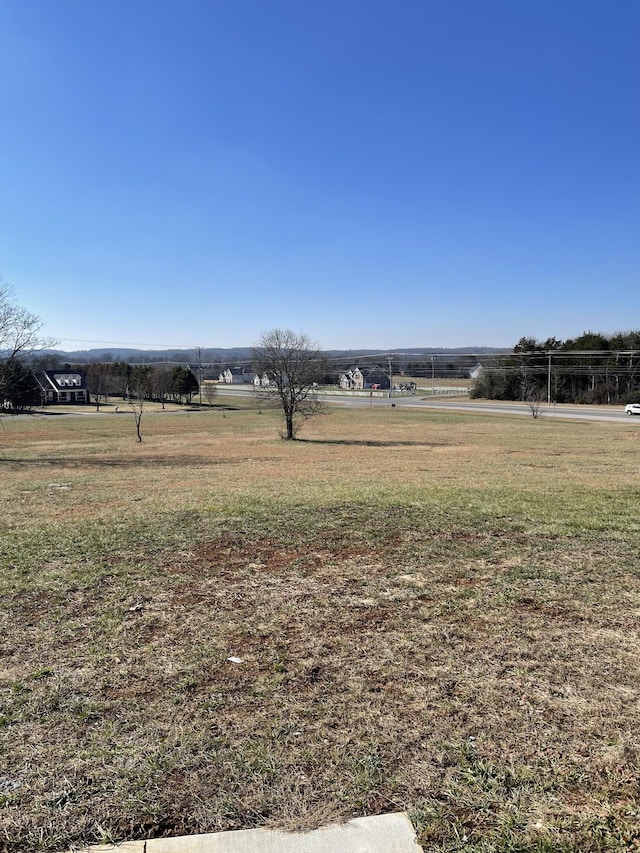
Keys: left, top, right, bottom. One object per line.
{"left": 1, "top": 0, "right": 638, "bottom": 352}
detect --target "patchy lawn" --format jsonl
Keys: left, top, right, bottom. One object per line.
{"left": 1, "top": 405, "right": 639, "bottom": 852}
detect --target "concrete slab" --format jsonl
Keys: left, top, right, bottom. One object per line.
{"left": 73, "top": 813, "right": 423, "bottom": 853}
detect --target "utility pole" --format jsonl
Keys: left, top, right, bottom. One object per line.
{"left": 547, "top": 352, "right": 552, "bottom": 405}
{"left": 197, "top": 346, "right": 202, "bottom": 408}
{"left": 387, "top": 357, "right": 393, "bottom": 396}
{"left": 431, "top": 356, "right": 435, "bottom": 395}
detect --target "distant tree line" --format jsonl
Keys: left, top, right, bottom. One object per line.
{"left": 398, "top": 354, "right": 479, "bottom": 379}
{"left": 5, "top": 272, "right": 640, "bottom": 417}
{"left": 85, "top": 363, "right": 199, "bottom": 410}
{"left": 0, "top": 358, "right": 201, "bottom": 413}
{"left": 471, "top": 331, "right": 640, "bottom": 405}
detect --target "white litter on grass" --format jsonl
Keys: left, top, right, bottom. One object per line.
{"left": 227, "top": 656, "right": 243, "bottom": 664}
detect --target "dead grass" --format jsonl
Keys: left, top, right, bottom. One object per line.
{"left": 1, "top": 404, "right": 639, "bottom": 851}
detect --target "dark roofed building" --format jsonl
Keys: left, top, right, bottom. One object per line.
{"left": 37, "top": 370, "right": 90, "bottom": 404}
{"left": 363, "top": 367, "right": 391, "bottom": 390}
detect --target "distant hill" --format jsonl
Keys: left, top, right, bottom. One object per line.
{"left": 322, "top": 347, "right": 509, "bottom": 358}
{"left": 40, "top": 347, "right": 255, "bottom": 364}
{"left": 41, "top": 345, "right": 509, "bottom": 365}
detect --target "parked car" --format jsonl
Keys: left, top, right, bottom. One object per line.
{"left": 625, "top": 403, "right": 640, "bottom": 415}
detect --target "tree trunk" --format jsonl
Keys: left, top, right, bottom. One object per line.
{"left": 285, "top": 413, "right": 294, "bottom": 440}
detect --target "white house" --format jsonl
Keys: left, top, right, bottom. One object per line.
{"left": 339, "top": 367, "right": 364, "bottom": 390}
{"left": 218, "top": 367, "right": 249, "bottom": 384}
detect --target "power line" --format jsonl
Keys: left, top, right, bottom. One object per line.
{"left": 52, "top": 337, "right": 202, "bottom": 349}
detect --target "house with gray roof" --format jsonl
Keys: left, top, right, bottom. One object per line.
{"left": 37, "top": 370, "right": 90, "bottom": 404}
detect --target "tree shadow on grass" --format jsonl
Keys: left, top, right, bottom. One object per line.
{"left": 0, "top": 455, "right": 236, "bottom": 468}
{"left": 296, "top": 438, "right": 450, "bottom": 448}
{"left": 2, "top": 410, "right": 79, "bottom": 417}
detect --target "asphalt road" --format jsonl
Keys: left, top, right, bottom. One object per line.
{"left": 11, "top": 390, "right": 638, "bottom": 425}
{"left": 327, "top": 394, "right": 637, "bottom": 423}
{"left": 217, "top": 386, "right": 638, "bottom": 424}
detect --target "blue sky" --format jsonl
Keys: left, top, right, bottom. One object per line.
{"left": 1, "top": 0, "right": 638, "bottom": 351}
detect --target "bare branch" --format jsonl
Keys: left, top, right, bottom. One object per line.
{"left": 0, "top": 280, "right": 57, "bottom": 358}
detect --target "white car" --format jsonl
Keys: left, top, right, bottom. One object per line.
{"left": 625, "top": 403, "right": 640, "bottom": 415}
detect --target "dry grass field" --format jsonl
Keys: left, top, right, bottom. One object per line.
{"left": 1, "top": 400, "right": 639, "bottom": 852}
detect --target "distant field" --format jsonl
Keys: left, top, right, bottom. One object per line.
{"left": 1, "top": 403, "right": 639, "bottom": 852}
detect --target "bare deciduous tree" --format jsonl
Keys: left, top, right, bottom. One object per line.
{"left": 1, "top": 282, "right": 56, "bottom": 418}
{"left": 202, "top": 380, "right": 217, "bottom": 407}
{"left": 252, "top": 329, "right": 326, "bottom": 439}
{"left": 150, "top": 367, "right": 173, "bottom": 409}
{"left": 130, "top": 394, "right": 144, "bottom": 442}
{"left": 86, "top": 363, "right": 114, "bottom": 411}
{"left": 520, "top": 372, "right": 545, "bottom": 418}
{"left": 128, "top": 369, "right": 150, "bottom": 442}
{"left": 0, "top": 280, "right": 55, "bottom": 358}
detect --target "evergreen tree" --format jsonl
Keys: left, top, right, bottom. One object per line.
{"left": 171, "top": 366, "right": 199, "bottom": 403}
{"left": 0, "top": 359, "right": 41, "bottom": 410}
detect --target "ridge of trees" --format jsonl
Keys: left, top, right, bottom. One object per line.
{"left": 38, "top": 345, "right": 508, "bottom": 362}
{"left": 471, "top": 331, "right": 640, "bottom": 405}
